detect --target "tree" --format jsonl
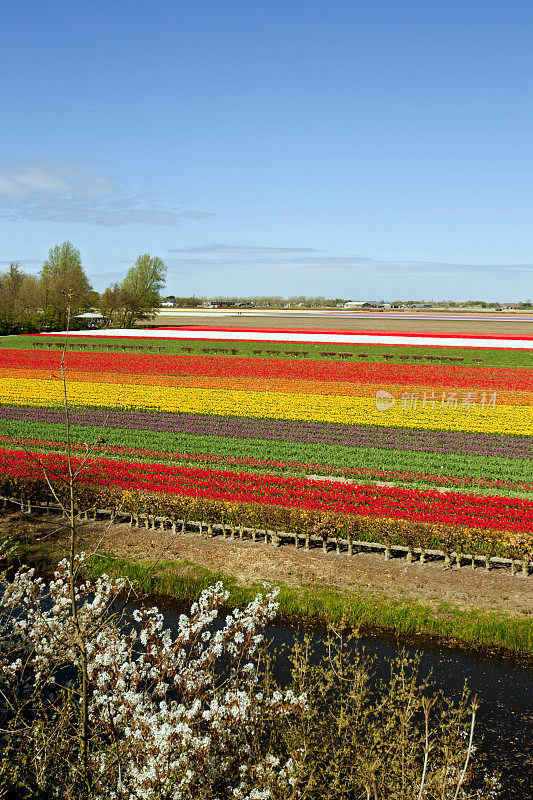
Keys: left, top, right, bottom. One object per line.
{"left": 100, "top": 253, "right": 167, "bottom": 328}
{"left": 122, "top": 253, "right": 166, "bottom": 309}
{"left": 0, "top": 263, "right": 42, "bottom": 334}
{"left": 98, "top": 282, "right": 124, "bottom": 327}
{"left": 40, "top": 242, "right": 93, "bottom": 330}
{"left": 173, "top": 295, "right": 203, "bottom": 308}
{"left": 98, "top": 281, "right": 155, "bottom": 328}
{"left": 0, "top": 560, "right": 494, "bottom": 799}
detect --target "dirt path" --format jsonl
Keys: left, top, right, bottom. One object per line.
{"left": 3, "top": 511, "right": 531, "bottom": 619}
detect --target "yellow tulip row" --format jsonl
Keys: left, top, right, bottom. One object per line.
{"left": 0, "top": 377, "right": 531, "bottom": 436}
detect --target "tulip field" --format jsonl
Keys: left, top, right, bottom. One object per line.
{"left": 0, "top": 327, "right": 532, "bottom": 567}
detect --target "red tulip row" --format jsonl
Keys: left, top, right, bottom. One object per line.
{"left": 2, "top": 349, "right": 531, "bottom": 389}
{"left": 3, "top": 436, "right": 532, "bottom": 493}
{"left": 1, "top": 448, "right": 531, "bottom": 534}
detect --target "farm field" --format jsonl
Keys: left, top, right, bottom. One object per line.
{"left": 0, "top": 326, "right": 532, "bottom": 570}
{"left": 146, "top": 309, "right": 533, "bottom": 336}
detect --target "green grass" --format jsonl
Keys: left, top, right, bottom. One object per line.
{"left": 84, "top": 554, "right": 533, "bottom": 655}
{"left": 2, "top": 333, "right": 533, "bottom": 368}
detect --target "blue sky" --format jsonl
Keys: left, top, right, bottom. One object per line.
{"left": 0, "top": 0, "right": 532, "bottom": 300}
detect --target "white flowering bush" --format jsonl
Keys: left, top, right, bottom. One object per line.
{"left": 0, "top": 552, "right": 500, "bottom": 800}
{"left": 0, "top": 556, "right": 304, "bottom": 800}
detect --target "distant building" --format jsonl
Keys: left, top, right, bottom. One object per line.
{"left": 343, "top": 301, "right": 384, "bottom": 309}
{"left": 75, "top": 311, "right": 105, "bottom": 329}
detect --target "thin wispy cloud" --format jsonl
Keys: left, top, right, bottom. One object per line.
{"left": 168, "top": 243, "right": 323, "bottom": 254}
{"left": 164, "top": 249, "right": 533, "bottom": 274}
{"left": 0, "top": 158, "right": 213, "bottom": 227}
{"left": 285, "top": 256, "right": 533, "bottom": 273}
{"left": 160, "top": 251, "right": 531, "bottom": 301}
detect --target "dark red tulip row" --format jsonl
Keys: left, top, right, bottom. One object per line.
{"left": 1, "top": 448, "right": 531, "bottom": 534}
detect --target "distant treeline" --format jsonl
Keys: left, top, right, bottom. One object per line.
{"left": 164, "top": 295, "right": 532, "bottom": 309}
{"left": 172, "top": 295, "right": 349, "bottom": 308}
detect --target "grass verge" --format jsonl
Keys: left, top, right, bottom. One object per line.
{"left": 3, "top": 531, "right": 531, "bottom": 656}
{"left": 83, "top": 553, "right": 533, "bottom": 656}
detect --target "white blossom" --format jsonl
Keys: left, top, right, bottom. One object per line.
{"left": 0, "top": 557, "right": 304, "bottom": 799}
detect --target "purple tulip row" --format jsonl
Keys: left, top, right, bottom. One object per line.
{"left": 1, "top": 403, "right": 531, "bottom": 460}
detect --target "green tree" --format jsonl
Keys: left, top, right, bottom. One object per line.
{"left": 98, "top": 281, "right": 152, "bottom": 328}
{"left": 102, "top": 253, "right": 167, "bottom": 328}
{"left": 40, "top": 242, "right": 93, "bottom": 329}
{"left": 0, "top": 263, "right": 25, "bottom": 327}
{"left": 122, "top": 253, "right": 166, "bottom": 309}
{"left": 0, "top": 263, "right": 42, "bottom": 334}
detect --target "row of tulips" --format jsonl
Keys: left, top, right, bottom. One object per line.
{"left": 5, "top": 367, "right": 533, "bottom": 405}
{"left": 1, "top": 471, "right": 531, "bottom": 563}
{"left": 3, "top": 436, "right": 532, "bottom": 494}
{"left": 0, "top": 378, "right": 531, "bottom": 435}
{"left": 2, "top": 404, "right": 531, "bottom": 459}
{"left": 3, "top": 416, "right": 532, "bottom": 491}
{"left": 3, "top": 348, "right": 532, "bottom": 389}
{"left": 1, "top": 448, "right": 532, "bottom": 534}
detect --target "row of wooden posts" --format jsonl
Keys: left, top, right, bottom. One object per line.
{"left": 30, "top": 340, "right": 479, "bottom": 363}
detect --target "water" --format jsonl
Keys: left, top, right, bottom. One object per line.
{"left": 151, "top": 596, "right": 532, "bottom": 800}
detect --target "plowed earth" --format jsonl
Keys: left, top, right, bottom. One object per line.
{"left": 2, "top": 511, "right": 531, "bottom": 620}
